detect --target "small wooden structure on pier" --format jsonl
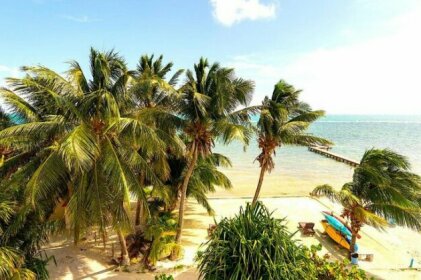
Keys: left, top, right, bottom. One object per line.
{"left": 308, "top": 145, "right": 359, "bottom": 167}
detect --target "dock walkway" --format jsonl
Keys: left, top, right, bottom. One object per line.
{"left": 308, "top": 146, "right": 359, "bottom": 167}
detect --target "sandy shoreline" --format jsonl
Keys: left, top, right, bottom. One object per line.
{"left": 208, "top": 164, "right": 354, "bottom": 198}
{"left": 44, "top": 196, "right": 421, "bottom": 280}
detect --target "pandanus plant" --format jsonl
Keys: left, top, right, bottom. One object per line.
{"left": 312, "top": 149, "right": 421, "bottom": 254}
{"left": 252, "top": 80, "right": 330, "bottom": 204}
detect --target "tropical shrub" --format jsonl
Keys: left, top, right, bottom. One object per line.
{"left": 126, "top": 212, "right": 182, "bottom": 270}
{"left": 197, "top": 202, "right": 314, "bottom": 279}
{"left": 155, "top": 274, "right": 174, "bottom": 280}
{"left": 309, "top": 245, "right": 368, "bottom": 280}
{"left": 143, "top": 213, "right": 181, "bottom": 266}
{"left": 197, "top": 202, "right": 368, "bottom": 280}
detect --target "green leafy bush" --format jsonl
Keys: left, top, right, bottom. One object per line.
{"left": 309, "top": 244, "right": 369, "bottom": 280}
{"left": 197, "top": 202, "right": 368, "bottom": 280}
{"left": 154, "top": 273, "right": 174, "bottom": 280}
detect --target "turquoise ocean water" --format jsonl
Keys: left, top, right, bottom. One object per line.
{"left": 212, "top": 115, "right": 421, "bottom": 197}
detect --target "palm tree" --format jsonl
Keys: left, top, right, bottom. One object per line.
{"left": 128, "top": 54, "right": 184, "bottom": 228}
{"left": 173, "top": 58, "right": 255, "bottom": 245}
{"left": 252, "top": 80, "right": 330, "bottom": 204}
{"left": 311, "top": 148, "right": 421, "bottom": 254}
{"left": 0, "top": 49, "right": 166, "bottom": 265}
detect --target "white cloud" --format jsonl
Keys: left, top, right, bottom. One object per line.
{"left": 61, "top": 15, "right": 100, "bottom": 23}
{"left": 226, "top": 4, "right": 421, "bottom": 114}
{"left": 210, "top": 0, "right": 277, "bottom": 26}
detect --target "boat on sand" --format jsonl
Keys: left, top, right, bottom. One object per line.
{"left": 321, "top": 220, "right": 352, "bottom": 250}
{"left": 322, "top": 211, "right": 361, "bottom": 239}
{"left": 321, "top": 212, "right": 359, "bottom": 251}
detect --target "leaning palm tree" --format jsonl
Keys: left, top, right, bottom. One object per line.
{"left": 173, "top": 58, "right": 255, "bottom": 245}
{"left": 312, "top": 148, "right": 421, "bottom": 254}
{"left": 252, "top": 80, "right": 330, "bottom": 204}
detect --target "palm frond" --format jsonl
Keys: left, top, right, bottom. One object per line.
{"left": 0, "top": 87, "right": 39, "bottom": 121}
{"left": 0, "top": 247, "right": 36, "bottom": 280}
{"left": 214, "top": 119, "right": 253, "bottom": 145}
{"left": 26, "top": 151, "right": 69, "bottom": 205}
{"left": 311, "top": 184, "right": 339, "bottom": 201}
{"left": 353, "top": 206, "right": 388, "bottom": 229}
{"left": 370, "top": 203, "right": 421, "bottom": 231}
{"left": 168, "top": 69, "right": 185, "bottom": 86}
{"left": 59, "top": 124, "right": 99, "bottom": 172}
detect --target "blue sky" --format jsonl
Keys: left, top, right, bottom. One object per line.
{"left": 1, "top": 0, "right": 420, "bottom": 114}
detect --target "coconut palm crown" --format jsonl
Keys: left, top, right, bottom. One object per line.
{"left": 252, "top": 80, "right": 331, "bottom": 204}
{"left": 312, "top": 148, "right": 421, "bottom": 253}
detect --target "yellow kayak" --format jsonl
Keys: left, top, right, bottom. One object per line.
{"left": 321, "top": 220, "right": 351, "bottom": 250}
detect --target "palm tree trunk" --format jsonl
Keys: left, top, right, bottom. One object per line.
{"left": 102, "top": 229, "right": 107, "bottom": 249}
{"left": 135, "top": 199, "right": 142, "bottom": 226}
{"left": 174, "top": 145, "right": 198, "bottom": 245}
{"left": 350, "top": 217, "right": 359, "bottom": 258}
{"left": 252, "top": 163, "right": 267, "bottom": 205}
{"left": 134, "top": 201, "right": 145, "bottom": 232}
{"left": 135, "top": 172, "right": 146, "bottom": 227}
{"left": 117, "top": 229, "right": 130, "bottom": 265}
{"left": 168, "top": 184, "right": 181, "bottom": 212}
{"left": 350, "top": 232, "right": 357, "bottom": 255}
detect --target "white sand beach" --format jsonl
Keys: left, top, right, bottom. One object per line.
{"left": 44, "top": 196, "right": 421, "bottom": 280}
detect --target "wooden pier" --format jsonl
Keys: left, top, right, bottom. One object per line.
{"left": 308, "top": 146, "right": 359, "bottom": 167}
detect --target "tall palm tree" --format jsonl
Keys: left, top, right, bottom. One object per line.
{"left": 128, "top": 54, "right": 184, "bottom": 228}
{"left": 173, "top": 58, "right": 255, "bottom": 245}
{"left": 0, "top": 49, "right": 165, "bottom": 265}
{"left": 252, "top": 80, "right": 330, "bottom": 204}
{"left": 312, "top": 148, "right": 421, "bottom": 254}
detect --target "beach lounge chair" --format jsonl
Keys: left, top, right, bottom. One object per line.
{"left": 298, "top": 222, "right": 315, "bottom": 236}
